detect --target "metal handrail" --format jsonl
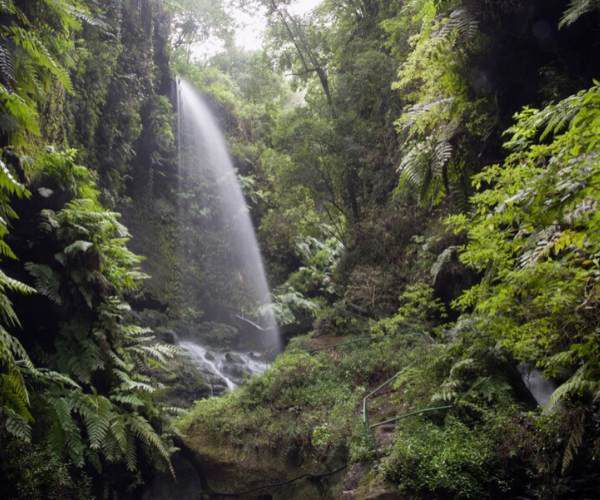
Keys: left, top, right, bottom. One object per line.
{"left": 362, "top": 369, "right": 406, "bottom": 429}
{"left": 369, "top": 405, "right": 453, "bottom": 430}
{"left": 361, "top": 365, "right": 452, "bottom": 431}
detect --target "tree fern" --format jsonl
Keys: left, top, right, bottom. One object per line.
{"left": 397, "top": 138, "right": 451, "bottom": 205}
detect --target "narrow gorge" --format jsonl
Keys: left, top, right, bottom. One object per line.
{"left": 0, "top": 1, "right": 599, "bottom": 499}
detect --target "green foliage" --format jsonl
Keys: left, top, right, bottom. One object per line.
{"left": 32, "top": 150, "right": 174, "bottom": 471}
{"left": 382, "top": 416, "right": 505, "bottom": 498}
{"left": 179, "top": 349, "right": 358, "bottom": 459}
{"left": 0, "top": 0, "right": 87, "bottom": 146}
{"left": 390, "top": 1, "right": 493, "bottom": 206}
{"left": 0, "top": 434, "right": 92, "bottom": 499}
{"left": 168, "top": 0, "right": 232, "bottom": 60}
{"left": 450, "top": 84, "right": 600, "bottom": 405}
{"left": 0, "top": 149, "right": 177, "bottom": 494}
{"left": 270, "top": 236, "right": 342, "bottom": 326}
{"left": 0, "top": 149, "right": 34, "bottom": 436}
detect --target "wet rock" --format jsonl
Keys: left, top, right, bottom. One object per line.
{"left": 518, "top": 363, "right": 556, "bottom": 407}
{"left": 161, "top": 362, "right": 211, "bottom": 406}
{"left": 222, "top": 362, "right": 248, "bottom": 381}
{"left": 195, "top": 321, "right": 239, "bottom": 349}
{"left": 431, "top": 246, "right": 478, "bottom": 312}
{"left": 182, "top": 429, "right": 346, "bottom": 500}
{"left": 141, "top": 452, "right": 205, "bottom": 500}
{"left": 155, "top": 327, "right": 178, "bottom": 344}
{"left": 224, "top": 352, "right": 244, "bottom": 364}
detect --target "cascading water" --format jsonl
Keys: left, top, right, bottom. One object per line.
{"left": 175, "top": 78, "right": 280, "bottom": 391}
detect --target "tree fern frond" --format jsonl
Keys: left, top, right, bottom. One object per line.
{"left": 0, "top": 37, "right": 15, "bottom": 88}
{"left": 25, "top": 263, "right": 62, "bottom": 304}
{"left": 0, "top": 270, "right": 36, "bottom": 295}
{"left": 438, "top": 9, "right": 479, "bottom": 42}
{"left": 29, "top": 367, "right": 80, "bottom": 389}
{"left": 0, "top": 370, "right": 30, "bottom": 414}
{"left": 548, "top": 366, "right": 598, "bottom": 409}
{"left": 560, "top": 0, "right": 600, "bottom": 28}
{"left": 127, "top": 414, "right": 173, "bottom": 476}
{"left": 3, "top": 406, "right": 31, "bottom": 442}
{"left": 0, "top": 293, "right": 20, "bottom": 327}
{"left": 432, "top": 140, "right": 452, "bottom": 177}
{"left": 160, "top": 406, "right": 187, "bottom": 417}
{"left": 132, "top": 344, "right": 178, "bottom": 364}
{"left": 73, "top": 393, "right": 112, "bottom": 450}
{"left": 63, "top": 240, "right": 93, "bottom": 256}
{"left": 114, "top": 369, "right": 155, "bottom": 393}
{"left": 0, "top": 158, "right": 26, "bottom": 196}
{"left": 6, "top": 26, "right": 73, "bottom": 93}
{"left": 125, "top": 433, "right": 138, "bottom": 472}
{"left": 50, "top": 397, "right": 85, "bottom": 467}
{"left": 0, "top": 325, "right": 33, "bottom": 369}
{"left": 111, "top": 393, "right": 144, "bottom": 408}
{"left": 398, "top": 143, "right": 427, "bottom": 188}
{"left": 562, "top": 409, "right": 586, "bottom": 472}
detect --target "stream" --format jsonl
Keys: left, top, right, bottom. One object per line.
{"left": 179, "top": 340, "right": 269, "bottom": 393}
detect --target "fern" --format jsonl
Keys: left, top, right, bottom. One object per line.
{"left": 73, "top": 393, "right": 112, "bottom": 450}
{"left": 562, "top": 409, "right": 586, "bottom": 473}
{"left": 560, "top": 0, "right": 600, "bottom": 28}
{"left": 114, "top": 369, "right": 155, "bottom": 393}
{"left": 29, "top": 367, "right": 80, "bottom": 389}
{"left": 548, "top": 366, "right": 598, "bottom": 409}
{"left": 0, "top": 37, "right": 14, "bottom": 88}
{"left": 48, "top": 396, "right": 85, "bottom": 467}
{"left": 397, "top": 138, "right": 451, "bottom": 205}
{"left": 0, "top": 370, "right": 30, "bottom": 417}
{"left": 25, "top": 263, "right": 62, "bottom": 304}
{"left": 127, "top": 414, "right": 174, "bottom": 476}
{"left": 63, "top": 240, "right": 93, "bottom": 255}
{"left": 111, "top": 393, "right": 145, "bottom": 408}
{"left": 3, "top": 406, "right": 31, "bottom": 442}
{"left": 436, "top": 8, "right": 478, "bottom": 42}
{"left": 6, "top": 26, "right": 73, "bottom": 93}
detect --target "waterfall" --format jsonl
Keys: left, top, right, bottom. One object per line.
{"left": 175, "top": 78, "right": 280, "bottom": 390}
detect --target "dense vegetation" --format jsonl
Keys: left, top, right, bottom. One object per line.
{"left": 0, "top": 0, "right": 599, "bottom": 498}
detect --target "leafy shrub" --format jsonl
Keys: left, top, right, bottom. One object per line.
{"left": 1, "top": 149, "right": 177, "bottom": 494}
{"left": 383, "top": 416, "right": 505, "bottom": 499}
{"left": 449, "top": 84, "right": 600, "bottom": 406}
